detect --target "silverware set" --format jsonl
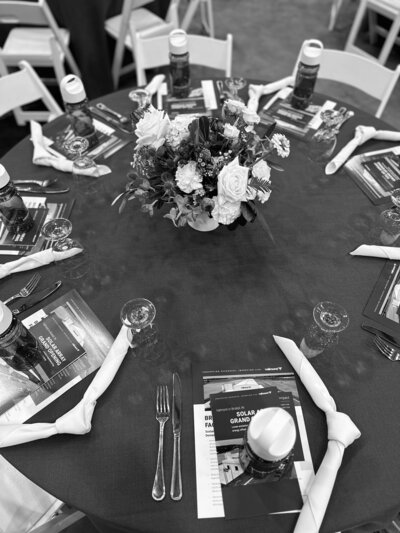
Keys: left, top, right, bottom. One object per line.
{"left": 374, "top": 334, "right": 400, "bottom": 361}
{"left": 2, "top": 273, "right": 62, "bottom": 314}
{"left": 152, "top": 372, "right": 182, "bottom": 502}
{"left": 13, "top": 178, "right": 70, "bottom": 194}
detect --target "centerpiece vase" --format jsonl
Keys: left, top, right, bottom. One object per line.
{"left": 188, "top": 211, "right": 219, "bottom": 232}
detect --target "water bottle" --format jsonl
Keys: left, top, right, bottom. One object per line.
{"left": 0, "top": 164, "right": 34, "bottom": 234}
{"left": 291, "top": 39, "right": 324, "bottom": 110}
{"left": 0, "top": 301, "right": 44, "bottom": 384}
{"left": 239, "top": 407, "right": 296, "bottom": 480}
{"left": 169, "top": 29, "right": 190, "bottom": 98}
{"left": 60, "top": 74, "right": 98, "bottom": 149}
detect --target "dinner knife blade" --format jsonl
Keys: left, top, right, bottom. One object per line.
{"left": 361, "top": 322, "right": 400, "bottom": 347}
{"left": 170, "top": 372, "right": 182, "bottom": 501}
{"left": 12, "top": 280, "right": 62, "bottom": 315}
{"left": 15, "top": 186, "right": 70, "bottom": 194}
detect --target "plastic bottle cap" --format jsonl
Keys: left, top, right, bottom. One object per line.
{"left": 300, "top": 39, "right": 323, "bottom": 66}
{"left": 0, "top": 164, "right": 10, "bottom": 189}
{"left": 247, "top": 407, "right": 296, "bottom": 462}
{"left": 60, "top": 75, "right": 86, "bottom": 104}
{"left": 169, "top": 29, "right": 188, "bottom": 55}
{"left": 0, "top": 301, "right": 13, "bottom": 335}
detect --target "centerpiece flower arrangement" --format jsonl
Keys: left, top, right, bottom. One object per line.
{"left": 114, "top": 99, "right": 290, "bottom": 230}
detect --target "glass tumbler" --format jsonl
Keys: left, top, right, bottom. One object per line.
{"left": 300, "top": 301, "right": 350, "bottom": 358}
{"left": 120, "top": 298, "right": 157, "bottom": 349}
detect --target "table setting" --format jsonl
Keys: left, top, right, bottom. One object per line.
{"left": 0, "top": 68, "right": 400, "bottom": 533}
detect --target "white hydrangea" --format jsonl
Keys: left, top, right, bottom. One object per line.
{"left": 166, "top": 115, "right": 195, "bottom": 148}
{"left": 175, "top": 161, "right": 203, "bottom": 193}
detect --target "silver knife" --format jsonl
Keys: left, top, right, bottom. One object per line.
{"left": 15, "top": 186, "right": 70, "bottom": 194}
{"left": 170, "top": 372, "right": 182, "bottom": 500}
{"left": 12, "top": 280, "right": 62, "bottom": 315}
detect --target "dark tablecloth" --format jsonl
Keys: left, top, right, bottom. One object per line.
{"left": 1, "top": 88, "right": 400, "bottom": 533}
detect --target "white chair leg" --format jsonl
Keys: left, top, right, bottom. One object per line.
{"left": 377, "top": 14, "right": 400, "bottom": 64}
{"left": 181, "top": 0, "right": 200, "bottom": 32}
{"left": 328, "top": 0, "right": 343, "bottom": 31}
{"left": 201, "top": 0, "right": 215, "bottom": 37}
{"left": 345, "top": 0, "right": 368, "bottom": 53}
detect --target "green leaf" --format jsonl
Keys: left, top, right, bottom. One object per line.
{"left": 267, "top": 160, "right": 285, "bottom": 172}
{"left": 240, "top": 201, "right": 257, "bottom": 223}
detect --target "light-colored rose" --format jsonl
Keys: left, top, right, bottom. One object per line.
{"left": 166, "top": 115, "right": 194, "bottom": 148}
{"left": 135, "top": 105, "right": 170, "bottom": 150}
{"left": 223, "top": 124, "right": 240, "bottom": 139}
{"left": 252, "top": 160, "right": 271, "bottom": 182}
{"left": 211, "top": 197, "right": 241, "bottom": 225}
{"left": 257, "top": 189, "right": 271, "bottom": 203}
{"left": 242, "top": 107, "right": 260, "bottom": 125}
{"left": 175, "top": 161, "right": 203, "bottom": 193}
{"left": 217, "top": 157, "right": 249, "bottom": 203}
{"left": 224, "top": 99, "right": 246, "bottom": 114}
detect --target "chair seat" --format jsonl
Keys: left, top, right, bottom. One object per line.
{"left": 105, "top": 8, "right": 166, "bottom": 49}
{"left": 3, "top": 27, "right": 69, "bottom": 60}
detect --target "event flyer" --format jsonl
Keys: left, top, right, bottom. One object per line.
{"left": 345, "top": 145, "right": 400, "bottom": 204}
{"left": 0, "top": 289, "right": 114, "bottom": 423}
{"left": 192, "top": 362, "right": 314, "bottom": 519}
{"left": 157, "top": 79, "right": 219, "bottom": 117}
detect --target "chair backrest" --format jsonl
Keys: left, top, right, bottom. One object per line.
{"left": 135, "top": 32, "right": 233, "bottom": 86}
{"left": 293, "top": 40, "right": 400, "bottom": 117}
{"left": 0, "top": 0, "right": 80, "bottom": 77}
{"left": 0, "top": 59, "right": 63, "bottom": 125}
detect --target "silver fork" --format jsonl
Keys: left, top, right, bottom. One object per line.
{"left": 374, "top": 335, "right": 400, "bottom": 361}
{"left": 3, "top": 273, "right": 41, "bottom": 305}
{"left": 152, "top": 384, "right": 170, "bottom": 501}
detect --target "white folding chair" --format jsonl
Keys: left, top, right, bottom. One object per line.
{"left": 328, "top": 0, "right": 344, "bottom": 30}
{"left": 293, "top": 41, "right": 400, "bottom": 118}
{"left": 0, "top": 0, "right": 80, "bottom": 86}
{"left": 135, "top": 32, "right": 232, "bottom": 86}
{"left": 345, "top": 0, "right": 400, "bottom": 64}
{"left": 181, "top": 0, "right": 215, "bottom": 37}
{"left": 0, "top": 454, "right": 84, "bottom": 533}
{"left": 105, "top": 0, "right": 180, "bottom": 89}
{"left": 0, "top": 59, "right": 63, "bottom": 126}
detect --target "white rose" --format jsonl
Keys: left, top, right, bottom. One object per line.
{"left": 135, "top": 105, "right": 170, "bottom": 150}
{"left": 211, "top": 197, "right": 241, "bottom": 225}
{"left": 175, "top": 161, "right": 203, "bottom": 193}
{"left": 217, "top": 157, "right": 249, "bottom": 203}
{"left": 257, "top": 189, "right": 271, "bottom": 204}
{"left": 166, "top": 115, "right": 194, "bottom": 148}
{"left": 252, "top": 160, "right": 271, "bottom": 182}
{"left": 223, "top": 124, "right": 240, "bottom": 139}
{"left": 242, "top": 107, "right": 260, "bottom": 125}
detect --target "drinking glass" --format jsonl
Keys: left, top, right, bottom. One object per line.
{"left": 128, "top": 89, "right": 151, "bottom": 122}
{"left": 225, "top": 77, "right": 247, "bottom": 102}
{"left": 41, "top": 217, "right": 89, "bottom": 279}
{"left": 300, "top": 301, "right": 350, "bottom": 358}
{"left": 64, "top": 136, "right": 101, "bottom": 197}
{"left": 379, "top": 188, "right": 400, "bottom": 245}
{"left": 120, "top": 298, "right": 157, "bottom": 349}
{"left": 307, "top": 109, "right": 343, "bottom": 163}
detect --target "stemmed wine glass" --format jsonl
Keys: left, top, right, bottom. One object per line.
{"left": 379, "top": 188, "right": 400, "bottom": 245}
{"left": 225, "top": 77, "right": 247, "bottom": 102}
{"left": 128, "top": 89, "right": 151, "bottom": 122}
{"left": 120, "top": 298, "right": 157, "bottom": 349}
{"left": 306, "top": 109, "right": 344, "bottom": 163}
{"left": 300, "top": 301, "right": 350, "bottom": 358}
{"left": 41, "top": 217, "right": 89, "bottom": 279}
{"left": 64, "top": 136, "right": 102, "bottom": 198}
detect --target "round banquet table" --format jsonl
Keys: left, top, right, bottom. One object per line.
{"left": 1, "top": 86, "right": 400, "bottom": 533}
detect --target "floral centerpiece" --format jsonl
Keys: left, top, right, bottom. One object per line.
{"left": 114, "top": 99, "right": 290, "bottom": 230}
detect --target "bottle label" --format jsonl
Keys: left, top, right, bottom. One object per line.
{"left": 65, "top": 101, "right": 98, "bottom": 148}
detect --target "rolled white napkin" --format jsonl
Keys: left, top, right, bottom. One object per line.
{"left": 0, "top": 248, "right": 82, "bottom": 280}
{"left": 273, "top": 335, "right": 361, "bottom": 533}
{"left": 247, "top": 76, "right": 295, "bottom": 113}
{"left": 145, "top": 74, "right": 166, "bottom": 96}
{"left": 350, "top": 244, "right": 400, "bottom": 260}
{"left": 0, "top": 325, "right": 131, "bottom": 447}
{"left": 325, "top": 126, "right": 400, "bottom": 175}
{"left": 30, "top": 121, "right": 111, "bottom": 176}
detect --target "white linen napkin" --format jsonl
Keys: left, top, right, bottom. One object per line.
{"left": 273, "top": 335, "right": 361, "bottom": 533}
{"left": 325, "top": 126, "right": 400, "bottom": 175}
{"left": 30, "top": 121, "right": 111, "bottom": 176}
{"left": 0, "top": 325, "right": 131, "bottom": 447}
{"left": 0, "top": 248, "right": 82, "bottom": 280}
{"left": 145, "top": 74, "right": 166, "bottom": 96}
{"left": 350, "top": 245, "right": 400, "bottom": 260}
{"left": 247, "top": 76, "right": 295, "bottom": 113}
